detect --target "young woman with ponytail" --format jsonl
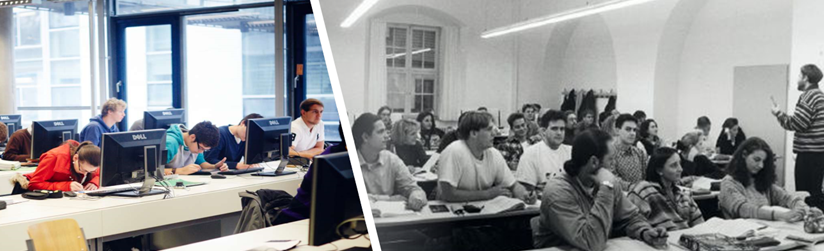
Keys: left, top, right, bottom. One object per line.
{"left": 23, "top": 140, "right": 101, "bottom": 191}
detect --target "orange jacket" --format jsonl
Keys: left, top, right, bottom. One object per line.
{"left": 24, "top": 140, "right": 100, "bottom": 191}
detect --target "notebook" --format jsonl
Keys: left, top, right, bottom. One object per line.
{"left": 480, "top": 196, "right": 526, "bottom": 214}
{"left": 0, "top": 159, "right": 20, "bottom": 171}
{"left": 370, "top": 201, "right": 416, "bottom": 218}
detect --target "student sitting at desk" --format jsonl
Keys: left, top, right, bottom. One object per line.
{"left": 274, "top": 125, "right": 349, "bottom": 225}
{"left": 390, "top": 119, "right": 428, "bottom": 173}
{"left": 353, "top": 113, "right": 427, "bottom": 211}
{"left": 562, "top": 110, "right": 577, "bottom": 145}
{"left": 163, "top": 122, "right": 228, "bottom": 175}
{"left": 204, "top": 113, "right": 263, "bottom": 170}
{"left": 436, "top": 111, "right": 534, "bottom": 203}
{"left": 417, "top": 111, "right": 444, "bottom": 151}
{"left": 495, "top": 113, "right": 540, "bottom": 171}
{"left": 515, "top": 110, "right": 571, "bottom": 197}
{"left": 606, "top": 114, "right": 647, "bottom": 190}
{"left": 79, "top": 98, "right": 126, "bottom": 147}
{"left": 716, "top": 117, "right": 747, "bottom": 155}
{"left": 627, "top": 147, "right": 704, "bottom": 230}
{"left": 719, "top": 137, "right": 818, "bottom": 222}
{"left": 19, "top": 140, "right": 101, "bottom": 192}
{"left": 638, "top": 119, "right": 663, "bottom": 155}
{"left": 534, "top": 129, "right": 667, "bottom": 250}
{"left": 290, "top": 98, "right": 326, "bottom": 159}
{"left": 2, "top": 126, "right": 32, "bottom": 162}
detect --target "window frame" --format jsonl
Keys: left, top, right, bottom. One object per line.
{"left": 385, "top": 23, "right": 441, "bottom": 115}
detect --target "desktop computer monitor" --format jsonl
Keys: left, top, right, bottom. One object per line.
{"left": 244, "top": 117, "right": 291, "bottom": 164}
{"left": 0, "top": 114, "right": 21, "bottom": 145}
{"left": 308, "top": 152, "right": 365, "bottom": 246}
{"left": 31, "top": 119, "right": 78, "bottom": 160}
{"left": 143, "top": 109, "right": 185, "bottom": 130}
{"left": 99, "top": 129, "right": 166, "bottom": 195}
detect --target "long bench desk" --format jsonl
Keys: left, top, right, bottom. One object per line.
{"left": 164, "top": 219, "right": 371, "bottom": 251}
{"left": 0, "top": 164, "right": 303, "bottom": 251}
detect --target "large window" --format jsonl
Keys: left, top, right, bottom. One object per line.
{"left": 305, "top": 14, "right": 340, "bottom": 142}
{"left": 12, "top": 5, "right": 92, "bottom": 129}
{"left": 386, "top": 24, "right": 440, "bottom": 114}
{"left": 185, "top": 7, "right": 277, "bottom": 127}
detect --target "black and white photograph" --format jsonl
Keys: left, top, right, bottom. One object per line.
{"left": 316, "top": 0, "right": 824, "bottom": 250}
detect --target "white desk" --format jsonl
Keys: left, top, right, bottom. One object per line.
{"left": 373, "top": 199, "right": 540, "bottom": 229}
{"left": 0, "top": 165, "right": 303, "bottom": 251}
{"left": 0, "top": 167, "right": 36, "bottom": 195}
{"left": 164, "top": 219, "right": 371, "bottom": 251}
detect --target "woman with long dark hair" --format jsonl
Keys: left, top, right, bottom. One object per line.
{"left": 628, "top": 147, "right": 704, "bottom": 230}
{"left": 716, "top": 117, "right": 747, "bottom": 155}
{"left": 416, "top": 111, "right": 444, "bottom": 151}
{"left": 638, "top": 119, "right": 662, "bottom": 154}
{"left": 719, "top": 137, "right": 817, "bottom": 221}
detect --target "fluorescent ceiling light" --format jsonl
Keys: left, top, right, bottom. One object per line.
{"left": 386, "top": 48, "right": 431, "bottom": 59}
{"left": 340, "top": 0, "right": 378, "bottom": 28}
{"left": 481, "top": 0, "right": 658, "bottom": 38}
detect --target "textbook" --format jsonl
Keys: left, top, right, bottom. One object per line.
{"left": 480, "top": 196, "right": 526, "bottom": 214}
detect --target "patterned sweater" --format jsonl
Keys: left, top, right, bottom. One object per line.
{"left": 776, "top": 87, "right": 824, "bottom": 153}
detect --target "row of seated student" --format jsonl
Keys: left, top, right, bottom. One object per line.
{"left": 354, "top": 107, "right": 819, "bottom": 250}
{"left": 4, "top": 98, "right": 329, "bottom": 194}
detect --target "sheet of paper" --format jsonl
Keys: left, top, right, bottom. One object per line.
{"left": 668, "top": 217, "right": 765, "bottom": 245}
{"left": 692, "top": 177, "right": 718, "bottom": 191}
{"left": 421, "top": 153, "right": 439, "bottom": 173}
{"left": 371, "top": 200, "right": 415, "bottom": 217}
{"left": 246, "top": 240, "right": 301, "bottom": 251}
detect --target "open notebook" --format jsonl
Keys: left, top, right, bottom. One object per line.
{"left": 371, "top": 201, "right": 416, "bottom": 218}
{"left": 480, "top": 196, "right": 526, "bottom": 214}
{"left": 669, "top": 217, "right": 805, "bottom": 251}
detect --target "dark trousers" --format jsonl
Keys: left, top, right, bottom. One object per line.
{"left": 795, "top": 152, "right": 824, "bottom": 207}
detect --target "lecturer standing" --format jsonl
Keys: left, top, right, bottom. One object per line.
{"left": 772, "top": 64, "right": 824, "bottom": 209}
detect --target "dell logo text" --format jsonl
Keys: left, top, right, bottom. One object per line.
{"left": 53, "top": 122, "right": 64, "bottom": 126}
{"left": 162, "top": 112, "right": 173, "bottom": 116}
{"left": 0, "top": 116, "right": 8, "bottom": 120}
{"left": 269, "top": 120, "right": 280, "bottom": 125}
{"left": 133, "top": 134, "right": 147, "bottom": 140}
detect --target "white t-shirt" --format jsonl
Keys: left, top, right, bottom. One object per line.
{"left": 437, "top": 140, "right": 516, "bottom": 191}
{"left": 291, "top": 117, "right": 324, "bottom": 152}
{"left": 515, "top": 142, "right": 571, "bottom": 187}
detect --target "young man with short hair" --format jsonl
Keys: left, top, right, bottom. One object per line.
{"left": 353, "top": 113, "right": 427, "bottom": 211}
{"left": 290, "top": 98, "right": 326, "bottom": 159}
{"left": 515, "top": 110, "right": 572, "bottom": 196}
{"left": 80, "top": 98, "right": 127, "bottom": 147}
{"left": 204, "top": 113, "right": 264, "bottom": 170}
{"left": 607, "top": 114, "right": 648, "bottom": 190}
{"left": 164, "top": 121, "right": 228, "bottom": 175}
{"left": 437, "top": 111, "right": 534, "bottom": 203}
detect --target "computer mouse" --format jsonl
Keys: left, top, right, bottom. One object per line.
{"left": 64, "top": 191, "right": 77, "bottom": 197}
{"left": 211, "top": 174, "right": 226, "bottom": 179}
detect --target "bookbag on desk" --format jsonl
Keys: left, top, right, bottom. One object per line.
{"left": 234, "top": 189, "right": 294, "bottom": 234}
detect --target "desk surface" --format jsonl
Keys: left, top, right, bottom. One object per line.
{"left": 164, "top": 219, "right": 371, "bottom": 251}
{"left": 530, "top": 218, "right": 824, "bottom": 251}
{"left": 0, "top": 164, "right": 303, "bottom": 251}
{"left": 373, "top": 199, "right": 540, "bottom": 228}
{"left": 0, "top": 167, "right": 37, "bottom": 195}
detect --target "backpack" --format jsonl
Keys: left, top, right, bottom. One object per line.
{"left": 234, "top": 189, "right": 294, "bottom": 234}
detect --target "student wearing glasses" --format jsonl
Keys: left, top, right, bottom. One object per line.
{"left": 21, "top": 140, "right": 101, "bottom": 192}
{"left": 163, "top": 121, "right": 227, "bottom": 175}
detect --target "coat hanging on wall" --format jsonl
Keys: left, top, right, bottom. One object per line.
{"left": 598, "top": 95, "right": 617, "bottom": 125}
{"left": 578, "top": 90, "right": 597, "bottom": 120}
{"left": 560, "top": 89, "right": 577, "bottom": 112}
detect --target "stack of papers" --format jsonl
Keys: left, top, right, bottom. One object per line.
{"left": 480, "top": 196, "right": 526, "bottom": 214}
{"left": 0, "top": 160, "right": 21, "bottom": 171}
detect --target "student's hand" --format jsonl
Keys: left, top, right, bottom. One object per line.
{"left": 70, "top": 182, "right": 85, "bottom": 192}
{"left": 487, "top": 185, "right": 513, "bottom": 198}
{"left": 84, "top": 183, "right": 99, "bottom": 191}
{"left": 810, "top": 207, "right": 824, "bottom": 217}
{"left": 592, "top": 168, "right": 616, "bottom": 185}
{"left": 215, "top": 158, "right": 228, "bottom": 172}
{"left": 236, "top": 162, "right": 251, "bottom": 170}
{"left": 522, "top": 190, "right": 538, "bottom": 205}
{"left": 642, "top": 227, "right": 669, "bottom": 249}
{"left": 407, "top": 192, "right": 428, "bottom": 211}
{"left": 785, "top": 208, "right": 807, "bottom": 222}
{"left": 177, "top": 164, "right": 202, "bottom": 175}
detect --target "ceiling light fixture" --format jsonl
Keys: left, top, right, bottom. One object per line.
{"left": 481, "top": 0, "right": 658, "bottom": 38}
{"left": 340, "top": 0, "right": 379, "bottom": 28}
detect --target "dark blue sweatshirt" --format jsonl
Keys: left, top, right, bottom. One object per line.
{"left": 79, "top": 115, "right": 120, "bottom": 147}
{"left": 204, "top": 125, "right": 245, "bottom": 169}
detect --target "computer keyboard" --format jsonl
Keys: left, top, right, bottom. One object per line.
{"left": 84, "top": 185, "right": 140, "bottom": 196}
